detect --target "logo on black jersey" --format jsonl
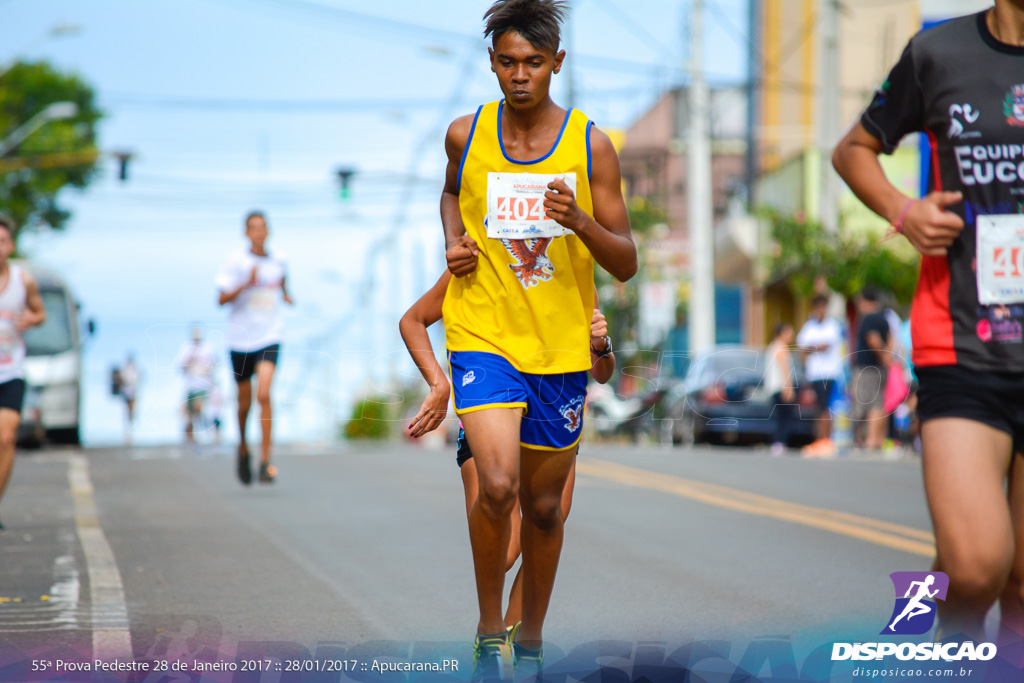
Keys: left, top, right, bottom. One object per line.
{"left": 1004, "top": 84, "right": 1024, "bottom": 128}
{"left": 947, "top": 103, "right": 980, "bottom": 139}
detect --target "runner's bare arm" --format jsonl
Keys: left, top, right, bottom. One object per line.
{"left": 544, "top": 126, "right": 637, "bottom": 282}
{"left": 399, "top": 271, "right": 453, "bottom": 437}
{"left": 17, "top": 270, "right": 46, "bottom": 331}
{"left": 442, "top": 115, "right": 479, "bottom": 278}
{"left": 590, "top": 288, "right": 614, "bottom": 384}
{"left": 833, "top": 122, "right": 964, "bottom": 257}
{"left": 218, "top": 267, "right": 258, "bottom": 305}
{"left": 776, "top": 345, "right": 794, "bottom": 401}
{"left": 281, "top": 276, "right": 294, "bottom": 305}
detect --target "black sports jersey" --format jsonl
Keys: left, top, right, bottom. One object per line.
{"left": 861, "top": 11, "right": 1024, "bottom": 372}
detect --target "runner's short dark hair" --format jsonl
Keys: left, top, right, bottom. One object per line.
{"left": 860, "top": 286, "right": 879, "bottom": 303}
{"left": 244, "top": 210, "right": 266, "bottom": 230}
{"left": 811, "top": 294, "right": 829, "bottom": 308}
{"left": 483, "top": 0, "right": 568, "bottom": 53}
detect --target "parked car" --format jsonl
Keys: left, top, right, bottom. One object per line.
{"left": 664, "top": 344, "right": 819, "bottom": 447}
{"left": 19, "top": 263, "right": 88, "bottom": 445}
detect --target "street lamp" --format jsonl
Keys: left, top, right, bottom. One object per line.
{"left": 0, "top": 101, "right": 80, "bottom": 157}
{"left": 0, "top": 22, "right": 82, "bottom": 79}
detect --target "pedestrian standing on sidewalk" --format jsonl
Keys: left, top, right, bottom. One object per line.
{"left": 797, "top": 294, "right": 844, "bottom": 457}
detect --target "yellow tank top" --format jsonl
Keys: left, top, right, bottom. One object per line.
{"left": 443, "top": 100, "right": 595, "bottom": 374}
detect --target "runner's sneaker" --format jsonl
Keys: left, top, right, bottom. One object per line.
{"left": 473, "top": 632, "right": 513, "bottom": 681}
{"left": 237, "top": 446, "right": 252, "bottom": 485}
{"left": 513, "top": 641, "right": 544, "bottom": 680}
{"left": 259, "top": 462, "right": 277, "bottom": 484}
{"left": 802, "top": 438, "right": 836, "bottom": 458}
{"left": 506, "top": 621, "right": 521, "bottom": 645}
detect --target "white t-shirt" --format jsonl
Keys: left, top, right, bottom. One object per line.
{"left": 215, "top": 249, "right": 287, "bottom": 352}
{"left": 796, "top": 316, "right": 844, "bottom": 381}
{"left": 0, "top": 264, "right": 26, "bottom": 385}
{"left": 175, "top": 341, "right": 218, "bottom": 393}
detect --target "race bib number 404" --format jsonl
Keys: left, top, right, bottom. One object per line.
{"left": 977, "top": 215, "right": 1024, "bottom": 305}
{"left": 486, "top": 172, "right": 576, "bottom": 239}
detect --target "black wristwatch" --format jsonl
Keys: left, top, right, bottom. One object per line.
{"left": 591, "top": 335, "right": 613, "bottom": 358}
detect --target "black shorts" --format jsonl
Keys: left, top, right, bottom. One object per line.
{"left": 916, "top": 365, "right": 1024, "bottom": 452}
{"left": 456, "top": 427, "right": 472, "bottom": 468}
{"left": 230, "top": 344, "right": 280, "bottom": 383}
{"left": 810, "top": 378, "right": 835, "bottom": 413}
{"left": 0, "top": 378, "right": 25, "bottom": 412}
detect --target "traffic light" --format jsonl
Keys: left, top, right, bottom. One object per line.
{"left": 336, "top": 167, "right": 356, "bottom": 200}
{"left": 113, "top": 151, "right": 134, "bottom": 182}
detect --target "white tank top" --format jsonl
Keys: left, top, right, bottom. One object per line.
{"left": 0, "top": 264, "right": 27, "bottom": 383}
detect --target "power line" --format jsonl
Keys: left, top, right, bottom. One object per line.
{"left": 590, "top": 0, "right": 675, "bottom": 58}
{"left": 101, "top": 85, "right": 658, "bottom": 112}
{"left": 706, "top": 0, "right": 749, "bottom": 49}
{"left": 220, "top": 0, "right": 696, "bottom": 79}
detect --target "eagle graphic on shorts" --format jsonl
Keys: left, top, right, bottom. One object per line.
{"left": 502, "top": 238, "right": 554, "bottom": 289}
{"left": 559, "top": 397, "right": 585, "bottom": 434}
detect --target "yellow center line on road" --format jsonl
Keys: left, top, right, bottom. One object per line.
{"left": 577, "top": 459, "right": 936, "bottom": 558}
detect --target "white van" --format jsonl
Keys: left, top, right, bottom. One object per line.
{"left": 19, "top": 263, "right": 85, "bottom": 445}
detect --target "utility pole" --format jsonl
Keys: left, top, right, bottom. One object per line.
{"left": 817, "top": 0, "right": 840, "bottom": 233}
{"left": 744, "top": 0, "right": 760, "bottom": 209}
{"left": 687, "top": 0, "right": 715, "bottom": 355}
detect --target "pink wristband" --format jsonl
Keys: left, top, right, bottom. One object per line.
{"left": 891, "top": 198, "right": 916, "bottom": 234}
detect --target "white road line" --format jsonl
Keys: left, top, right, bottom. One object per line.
{"left": 67, "top": 454, "right": 133, "bottom": 662}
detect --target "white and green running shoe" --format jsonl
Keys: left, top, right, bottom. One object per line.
{"left": 472, "top": 632, "right": 514, "bottom": 682}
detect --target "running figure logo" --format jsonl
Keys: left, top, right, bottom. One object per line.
{"left": 502, "top": 238, "right": 554, "bottom": 289}
{"left": 559, "top": 397, "right": 584, "bottom": 433}
{"left": 947, "top": 103, "right": 980, "bottom": 139}
{"left": 462, "top": 370, "right": 476, "bottom": 387}
{"left": 881, "top": 571, "right": 949, "bottom": 635}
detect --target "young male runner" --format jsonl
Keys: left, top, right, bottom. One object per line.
{"left": 833, "top": 2, "right": 1024, "bottom": 643}
{"left": 216, "top": 211, "right": 293, "bottom": 485}
{"left": 0, "top": 214, "right": 46, "bottom": 530}
{"left": 175, "top": 326, "right": 218, "bottom": 448}
{"left": 399, "top": 270, "right": 615, "bottom": 634}
{"left": 441, "top": 0, "right": 636, "bottom": 675}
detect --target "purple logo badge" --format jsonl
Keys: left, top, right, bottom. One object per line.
{"left": 881, "top": 572, "right": 949, "bottom": 635}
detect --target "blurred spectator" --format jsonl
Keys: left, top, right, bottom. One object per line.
{"left": 797, "top": 294, "right": 844, "bottom": 457}
{"left": 119, "top": 353, "right": 140, "bottom": 444}
{"left": 851, "top": 287, "right": 892, "bottom": 449}
{"left": 765, "top": 322, "right": 797, "bottom": 456}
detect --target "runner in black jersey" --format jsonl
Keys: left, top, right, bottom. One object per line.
{"left": 833, "top": 2, "right": 1024, "bottom": 645}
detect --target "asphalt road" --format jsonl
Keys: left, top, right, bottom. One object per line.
{"left": 2, "top": 439, "right": 1002, "bottom": 681}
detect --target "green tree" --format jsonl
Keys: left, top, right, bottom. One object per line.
{"left": 764, "top": 209, "right": 920, "bottom": 305}
{"left": 342, "top": 398, "right": 393, "bottom": 440}
{"left": 0, "top": 61, "right": 102, "bottom": 243}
